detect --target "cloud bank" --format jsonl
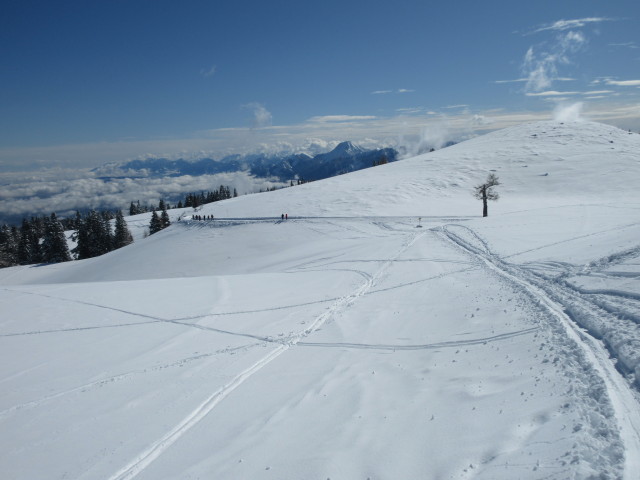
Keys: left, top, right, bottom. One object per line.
{"left": 0, "top": 171, "right": 288, "bottom": 224}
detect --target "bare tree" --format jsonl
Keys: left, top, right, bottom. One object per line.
{"left": 474, "top": 173, "right": 500, "bottom": 217}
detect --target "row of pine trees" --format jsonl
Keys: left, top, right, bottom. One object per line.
{"left": 129, "top": 186, "right": 237, "bottom": 216}
{"left": 0, "top": 184, "right": 240, "bottom": 269}
{"left": 0, "top": 210, "right": 133, "bottom": 268}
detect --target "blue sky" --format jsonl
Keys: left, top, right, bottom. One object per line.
{"left": 1, "top": 0, "right": 639, "bottom": 171}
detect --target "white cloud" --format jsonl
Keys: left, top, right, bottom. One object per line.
{"left": 529, "top": 17, "right": 613, "bottom": 34}
{"left": 493, "top": 78, "right": 528, "bottom": 84}
{"left": 306, "top": 115, "right": 377, "bottom": 123}
{"left": 553, "top": 102, "right": 584, "bottom": 122}
{"left": 243, "top": 102, "right": 273, "bottom": 128}
{"left": 605, "top": 79, "right": 640, "bottom": 87}
{"left": 396, "top": 107, "right": 423, "bottom": 114}
{"left": 526, "top": 90, "right": 580, "bottom": 96}
{"left": 371, "top": 89, "right": 414, "bottom": 95}
{"left": 443, "top": 104, "right": 468, "bottom": 109}
{"left": 471, "top": 115, "right": 493, "bottom": 126}
{"left": 609, "top": 42, "right": 640, "bottom": 49}
{"left": 522, "top": 31, "right": 586, "bottom": 93}
{"left": 201, "top": 65, "right": 217, "bottom": 77}
{"left": 0, "top": 172, "right": 288, "bottom": 222}
{"left": 494, "top": 77, "right": 575, "bottom": 84}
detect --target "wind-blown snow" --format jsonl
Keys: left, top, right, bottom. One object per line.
{"left": 1, "top": 121, "right": 639, "bottom": 479}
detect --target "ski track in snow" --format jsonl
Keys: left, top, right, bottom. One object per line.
{"left": 439, "top": 224, "right": 640, "bottom": 478}
{"left": 0, "top": 319, "right": 162, "bottom": 337}
{"left": 298, "top": 326, "right": 539, "bottom": 351}
{"left": 0, "top": 288, "right": 334, "bottom": 339}
{"left": 0, "top": 344, "right": 256, "bottom": 419}
{"left": 106, "top": 226, "right": 428, "bottom": 480}
{"left": 503, "top": 220, "right": 640, "bottom": 260}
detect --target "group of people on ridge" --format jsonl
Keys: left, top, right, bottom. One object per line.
{"left": 193, "top": 215, "right": 214, "bottom": 221}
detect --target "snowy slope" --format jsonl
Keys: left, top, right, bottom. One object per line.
{"left": 1, "top": 121, "right": 640, "bottom": 479}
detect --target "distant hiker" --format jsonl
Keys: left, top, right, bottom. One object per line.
{"left": 281, "top": 214, "right": 284, "bottom": 220}
{"left": 285, "top": 214, "right": 288, "bottom": 220}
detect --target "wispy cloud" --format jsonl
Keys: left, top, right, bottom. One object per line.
{"left": 371, "top": 89, "right": 415, "bottom": 94}
{"left": 553, "top": 102, "right": 584, "bottom": 122}
{"left": 525, "top": 90, "right": 580, "bottom": 97}
{"left": 494, "top": 77, "right": 574, "bottom": 84}
{"left": 306, "top": 115, "right": 377, "bottom": 123}
{"left": 201, "top": 65, "right": 217, "bottom": 77}
{"left": 396, "top": 107, "right": 423, "bottom": 114}
{"left": 609, "top": 42, "right": 640, "bottom": 49}
{"left": 528, "top": 17, "right": 613, "bottom": 35}
{"left": 522, "top": 31, "right": 587, "bottom": 92}
{"left": 471, "top": 114, "right": 493, "bottom": 126}
{"left": 443, "top": 104, "right": 468, "bottom": 109}
{"left": 243, "top": 102, "right": 273, "bottom": 128}
{"left": 605, "top": 79, "right": 640, "bottom": 87}
{"left": 493, "top": 78, "right": 528, "bottom": 84}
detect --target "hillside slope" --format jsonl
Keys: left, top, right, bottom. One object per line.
{"left": 1, "top": 120, "right": 639, "bottom": 479}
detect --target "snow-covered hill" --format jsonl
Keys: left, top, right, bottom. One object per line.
{"left": 1, "top": 120, "right": 640, "bottom": 479}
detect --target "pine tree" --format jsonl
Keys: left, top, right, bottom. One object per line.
{"left": 75, "top": 210, "right": 112, "bottom": 259}
{"left": 0, "top": 225, "right": 19, "bottom": 267}
{"left": 41, "top": 213, "right": 71, "bottom": 263}
{"left": 149, "top": 210, "right": 162, "bottom": 235}
{"left": 160, "top": 207, "right": 171, "bottom": 229}
{"left": 73, "top": 212, "right": 90, "bottom": 260}
{"left": 113, "top": 210, "right": 133, "bottom": 249}
{"left": 93, "top": 211, "right": 113, "bottom": 256}
{"left": 17, "top": 218, "right": 40, "bottom": 264}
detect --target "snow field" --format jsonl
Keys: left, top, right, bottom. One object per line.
{"left": 1, "top": 120, "right": 640, "bottom": 479}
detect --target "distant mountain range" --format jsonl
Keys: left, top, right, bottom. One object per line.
{"left": 93, "top": 142, "right": 399, "bottom": 182}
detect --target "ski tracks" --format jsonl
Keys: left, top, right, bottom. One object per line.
{"left": 439, "top": 224, "right": 640, "bottom": 478}
{"left": 107, "top": 228, "right": 427, "bottom": 480}
{"left": 0, "top": 344, "right": 254, "bottom": 420}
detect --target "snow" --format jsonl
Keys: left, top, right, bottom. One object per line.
{"left": 1, "top": 120, "right": 640, "bottom": 479}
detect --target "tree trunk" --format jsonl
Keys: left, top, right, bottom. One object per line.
{"left": 482, "top": 187, "right": 488, "bottom": 217}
